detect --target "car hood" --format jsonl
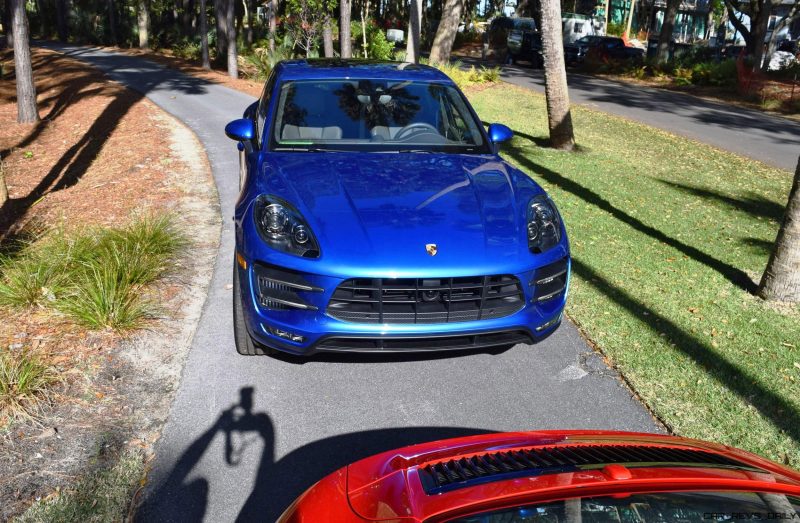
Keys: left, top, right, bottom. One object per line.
{"left": 252, "top": 152, "right": 546, "bottom": 275}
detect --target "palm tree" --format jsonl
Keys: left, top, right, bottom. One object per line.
{"left": 539, "top": 0, "right": 574, "bottom": 149}
{"left": 758, "top": 156, "right": 800, "bottom": 302}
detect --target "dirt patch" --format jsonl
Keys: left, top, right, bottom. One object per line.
{"left": 0, "top": 48, "right": 219, "bottom": 519}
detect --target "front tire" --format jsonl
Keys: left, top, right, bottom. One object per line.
{"left": 233, "top": 260, "right": 275, "bottom": 356}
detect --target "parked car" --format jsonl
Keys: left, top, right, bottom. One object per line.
{"left": 278, "top": 430, "right": 800, "bottom": 522}
{"left": 506, "top": 18, "right": 543, "bottom": 68}
{"left": 565, "top": 35, "right": 645, "bottom": 65}
{"left": 225, "top": 60, "right": 570, "bottom": 357}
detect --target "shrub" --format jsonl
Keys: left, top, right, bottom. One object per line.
{"left": 173, "top": 40, "right": 202, "bottom": 61}
{"left": 672, "top": 66, "right": 693, "bottom": 86}
{"left": 0, "top": 349, "right": 59, "bottom": 425}
{"left": 690, "top": 59, "right": 737, "bottom": 87}
{"left": 423, "top": 60, "right": 501, "bottom": 89}
{"left": 0, "top": 215, "right": 185, "bottom": 330}
{"left": 351, "top": 21, "right": 394, "bottom": 60}
{"left": 244, "top": 45, "right": 292, "bottom": 81}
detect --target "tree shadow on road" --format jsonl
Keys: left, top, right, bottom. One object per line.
{"left": 135, "top": 386, "right": 493, "bottom": 522}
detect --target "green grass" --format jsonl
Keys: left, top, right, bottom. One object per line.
{"left": 16, "top": 449, "right": 145, "bottom": 523}
{"left": 0, "top": 214, "right": 185, "bottom": 330}
{"left": 0, "top": 350, "right": 59, "bottom": 424}
{"left": 469, "top": 84, "right": 800, "bottom": 467}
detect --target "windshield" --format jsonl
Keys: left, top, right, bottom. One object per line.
{"left": 448, "top": 491, "right": 800, "bottom": 522}
{"left": 270, "top": 79, "right": 488, "bottom": 153}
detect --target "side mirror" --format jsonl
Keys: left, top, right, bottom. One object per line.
{"left": 487, "top": 123, "right": 513, "bottom": 144}
{"left": 225, "top": 118, "right": 255, "bottom": 142}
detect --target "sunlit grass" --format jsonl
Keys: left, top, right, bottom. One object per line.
{"left": 0, "top": 350, "right": 59, "bottom": 425}
{"left": 469, "top": 84, "right": 800, "bottom": 467}
{"left": 0, "top": 215, "right": 185, "bottom": 330}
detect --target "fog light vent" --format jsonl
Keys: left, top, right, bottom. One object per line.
{"left": 268, "top": 327, "right": 305, "bottom": 343}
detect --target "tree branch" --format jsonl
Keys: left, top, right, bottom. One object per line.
{"left": 724, "top": 0, "right": 751, "bottom": 41}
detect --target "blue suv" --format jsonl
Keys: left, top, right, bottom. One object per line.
{"left": 225, "top": 60, "right": 570, "bottom": 356}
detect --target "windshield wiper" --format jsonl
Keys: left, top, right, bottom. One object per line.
{"left": 273, "top": 147, "right": 347, "bottom": 152}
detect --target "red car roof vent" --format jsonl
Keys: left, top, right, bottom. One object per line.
{"left": 417, "top": 444, "right": 757, "bottom": 494}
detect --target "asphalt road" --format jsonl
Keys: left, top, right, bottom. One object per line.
{"left": 496, "top": 63, "right": 800, "bottom": 171}
{"left": 43, "top": 44, "right": 660, "bottom": 522}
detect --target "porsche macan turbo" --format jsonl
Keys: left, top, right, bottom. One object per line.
{"left": 226, "top": 60, "right": 570, "bottom": 356}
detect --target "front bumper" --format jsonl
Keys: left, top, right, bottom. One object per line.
{"left": 235, "top": 255, "right": 570, "bottom": 356}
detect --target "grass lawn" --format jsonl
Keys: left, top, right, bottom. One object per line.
{"left": 469, "top": 84, "right": 800, "bottom": 467}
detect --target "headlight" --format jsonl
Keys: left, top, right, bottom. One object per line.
{"left": 527, "top": 194, "right": 562, "bottom": 253}
{"left": 254, "top": 195, "right": 320, "bottom": 258}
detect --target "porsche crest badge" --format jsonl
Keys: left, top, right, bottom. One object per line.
{"left": 425, "top": 244, "right": 438, "bottom": 256}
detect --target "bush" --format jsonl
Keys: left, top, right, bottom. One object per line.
{"left": 424, "top": 60, "right": 501, "bottom": 89}
{"left": 243, "top": 45, "right": 292, "bottom": 81}
{"left": 351, "top": 21, "right": 394, "bottom": 60}
{"left": 173, "top": 40, "right": 202, "bottom": 61}
{"left": 0, "top": 349, "right": 59, "bottom": 425}
{"left": 0, "top": 215, "right": 185, "bottom": 330}
{"left": 690, "top": 59, "right": 737, "bottom": 87}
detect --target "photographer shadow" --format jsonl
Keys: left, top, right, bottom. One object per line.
{"left": 137, "top": 387, "right": 492, "bottom": 522}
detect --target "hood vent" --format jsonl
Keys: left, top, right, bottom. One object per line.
{"left": 417, "top": 444, "right": 756, "bottom": 495}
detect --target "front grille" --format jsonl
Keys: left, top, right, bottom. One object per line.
{"left": 327, "top": 275, "right": 524, "bottom": 324}
{"left": 316, "top": 330, "right": 533, "bottom": 352}
{"left": 253, "top": 264, "right": 321, "bottom": 311}
{"left": 417, "top": 444, "right": 755, "bottom": 495}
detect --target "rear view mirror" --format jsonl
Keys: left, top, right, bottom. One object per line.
{"left": 225, "top": 119, "right": 255, "bottom": 142}
{"left": 487, "top": 123, "right": 513, "bottom": 144}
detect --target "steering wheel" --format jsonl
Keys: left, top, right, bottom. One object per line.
{"left": 394, "top": 122, "right": 440, "bottom": 141}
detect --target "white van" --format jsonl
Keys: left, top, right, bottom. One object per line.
{"left": 562, "top": 14, "right": 597, "bottom": 45}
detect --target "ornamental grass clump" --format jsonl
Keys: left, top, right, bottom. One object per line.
{"left": 0, "top": 214, "right": 185, "bottom": 330}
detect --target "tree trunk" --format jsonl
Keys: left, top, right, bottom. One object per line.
{"left": 216, "top": 0, "right": 228, "bottom": 61}
{"left": 0, "top": 158, "right": 8, "bottom": 208}
{"left": 340, "top": 0, "right": 352, "bottom": 57}
{"left": 200, "top": 0, "right": 210, "bottom": 67}
{"left": 226, "top": 0, "right": 238, "bottom": 77}
{"left": 323, "top": 15, "right": 334, "bottom": 57}
{"left": 55, "top": 0, "right": 68, "bottom": 41}
{"left": 750, "top": 0, "right": 772, "bottom": 69}
{"left": 10, "top": 0, "right": 38, "bottom": 123}
{"left": 655, "top": 0, "right": 680, "bottom": 63}
{"left": 624, "top": 0, "right": 635, "bottom": 39}
{"left": 137, "top": 0, "right": 151, "bottom": 49}
{"left": 107, "top": 0, "right": 116, "bottom": 45}
{"left": 539, "top": 0, "right": 574, "bottom": 150}
{"left": 3, "top": 0, "right": 14, "bottom": 49}
{"left": 429, "top": 0, "right": 463, "bottom": 65}
{"left": 267, "top": 0, "right": 277, "bottom": 51}
{"left": 360, "top": 0, "right": 369, "bottom": 58}
{"left": 758, "top": 156, "right": 800, "bottom": 302}
{"left": 764, "top": 3, "right": 799, "bottom": 71}
{"left": 405, "top": 0, "right": 421, "bottom": 62}
{"left": 182, "top": 0, "right": 194, "bottom": 36}
{"left": 245, "top": 0, "right": 254, "bottom": 47}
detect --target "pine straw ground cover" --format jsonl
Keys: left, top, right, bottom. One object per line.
{"left": 0, "top": 47, "right": 219, "bottom": 520}
{"left": 469, "top": 83, "right": 800, "bottom": 468}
